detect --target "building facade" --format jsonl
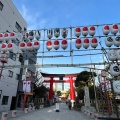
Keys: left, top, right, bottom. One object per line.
{"left": 0, "top": 0, "right": 27, "bottom": 112}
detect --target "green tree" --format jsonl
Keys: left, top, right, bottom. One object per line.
{"left": 65, "top": 89, "right": 70, "bottom": 98}
{"left": 56, "top": 91, "right": 61, "bottom": 96}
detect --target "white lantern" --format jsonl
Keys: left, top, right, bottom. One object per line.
{"left": 91, "top": 38, "right": 98, "bottom": 48}
{"left": 33, "top": 41, "right": 40, "bottom": 50}
{"left": 28, "top": 31, "right": 34, "bottom": 41}
{"left": 107, "top": 50, "right": 117, "bottom": 61}
{"left": 1, "top": 43, "right": 7, "bottom": 52}
{"left": 24, "top": 32, "right": 29, "bottom": 41}
{"left": 7, "top": 43, "right": 14, "bottom": 51}
{"left": 54, "top": 40, "right": 60, "bottom": 50}
{"left": 102, "top": 25, "right": 110, "bottom": 35}
{"left": 47, "top": 29, "right": 53, "bottom": 39}
{"left": 54, "top": 28, "right": 60, "bottom": 38}
{"left": 0, "top": 53, "right": 8, "bottom": 63}
{"left": 89, "top": 26, "right": 95, "bottom": 36}
{"left": 27, "top": 42, "right": 33, "bottom": 51}
{"left": 10, "top": 32, "right": 16, "bottom": 41}
{"left": 61, "top": 28, "right": 68, "bottom": 38}
{"left": 116, "top": 49, "right": 120, "bottom": 60}
{"left": 35, "top": 30, "right": 41, "bottom": 40}
{"left": 19, "top": 42, "right": 27, "bottom": 51}
{"left": 46, "top": 40, "right": 52, "bottom": 51}
{"left": 82, "top": 27, "right": 88, "bottom": 36}
{"left": 83, "top": 38, "right": 89, "bottom": 49}
{"left": 113, "top": 81, "right": 120, "bottom": 94}
{"left": 61, "top": 39, "right": 68, "bottom": 50}
{"left": 110, "top": 64, "right": 119, "bottom": 76}
{"left": 74, "top": 27, "right": 81, "bottom": 37}
{"left": 4, "top": 32, "right": 10, "bottom": 41}
{"left": 111, "top": 24, "right": 119, "bottom": 35}
{"left": 75, "top": 38, "right": 82, "bottom": 49}
{"left": 105, "top": 37, "right": 113, "bottom": 47}
{"left": 0, "top": 33, "right": 4, "bottom": 41}
{"left": 113, "top": 36, "right": 120, "bottom": 47}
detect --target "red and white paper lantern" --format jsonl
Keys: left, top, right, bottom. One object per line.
{"left": 113, "top": 36, "right": 120, "bottom": 47}
{"left": 47, "top": 29, "right": 53, "bottom": 39}
{"left": 1, "top": 43, "right": 7, "bottom": 52}
{"left": 54, "top": 28, "right": 60, "bottom": 38}
{"left": 10, "top": 32, "right": 16, "bottom": 41}
{"left": 54, "top": 40, "right": 60, "bottom": 50}
{"left": 33, "top": 41, "right": 40, "bottom": 50}
{"left": 82, "top": 27, "right": 88, "bottom": 36}
{"left": 83, "top": 38, "right": 89, "bottom": 49}
{"left": 61, "top": 39, "right": 68, "bottom": 50}
{"left": 89, "top": 26, "right": 95, "bottom": 36}
{"left": 75, "top": 38, "right": 82, "bottom": 49}
{"left": 7, "top": 43, "right": 14, "bottom": 51}
{"left": 105, "top": 37, "right": 113, "bottom": 47}
{"left": 102, "top": 25, "right": 110, "bottom": 35}
{"left": 4, "top": 32, "right": 10, "bottom": 41}
{"left": 35, "top": 30, "right": 41, "bottom": 40}
{"left": 0, "top": 33, "right": 4, "bottom": 41}
{"left": 74, "top": 27, "right": 81, "bottom": 37}
{"left": 91, "top": 38, "right": 98, "bottom": 48}
{"left": 111, "top": 24, "right": 119, "bottom": 35}
{"left": 19, "top": 42, "right": 27, "bottom": 51}
{"left": 27, "top": 42, "right": 33, "bottom": 51}
{"left": 46, "top": 40, "right": 52, "bottom": 51}
{"left": 107, "top": 50, "right": 117, "bottom": 61}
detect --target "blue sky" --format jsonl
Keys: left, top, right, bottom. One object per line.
{"left": 13, "top": 0, "right": 120, "bottom": 90}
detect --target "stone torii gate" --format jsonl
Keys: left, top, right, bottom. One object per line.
{"left": 42, "top": 73, "right": 78, "bottom": 106}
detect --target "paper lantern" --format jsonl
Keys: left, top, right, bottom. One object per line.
{"left": 61, "top": 28, "right": 68, "bottom": 38}
{"left": 61, "top": 39, "right": 68, "bottom": 50}
{"left": 0, "top": 33, "right": 4, "bottom": 41}
{"left": 102, "top": 25, "right": 110, "bottom": 35}
{"left": 0, "top": 53, "right": 8, "bottom": 63}
{"left": 83, "top": 38, "right": 89, "bottom": 49}
{"left": 116, "top": 49, "right": 120, "bottom": 60}
{"left": 4, "top": 32, "right": 10, "bottom": 41}
{"left": 89, "top": 26, "right": 95, "bottom": 36}
{"left": 111, "top": 24, "right": 119, "bottom": 35}
{"left": 27, "top": 42, "right": 33, "bottom": 51}
{"left": 46, "top": 40, "right": 52, "bottom": 51}
{"left": 7, "top": 43, "right": 14, "bottom": 51}
{"left": 107, "top": 50, "right": 117, "bottom": 61}
{"left": 110, "top": 64, "right": 119, "bottom": 76}
{"left": 19, "top": 42, "right": 27, "bottom": 51}
{"left": 54, "top": 40, "right": 60, "bottom": 50}
{"left": 82, "top": 27, "right": 88, "bottom": 36}
{"left": 113, "top": 81, "right": 120, "bottom": 94}
{"left": 105, "top": 37, "right": 113, "bottom": 47}
{"left": 91, "top": 38, "right": 98, "bottom": 48}
{"left": 1, "top": 43, "right": 7, "bottom": 52}
{"left": 35, "top": 30, "right": 41, "bottom": 40}
{"left": 113, "top": 36, "right": 120, "bottom": 47}
{"left": 28, "top": 31, "right": 34, "bottom": 40}
{"left": 33, "top": 41, "right": 40, "bottom": 50}
{"left": 47, "top": 29, "right": 53, "bottom": 39}
{"left": 54, "top": 28, "right": 60, "bottom": 38}
{"left": 10, "top": 32, "right": 16, "bottom": 41}
{"left": 75, "top": 38, "right": 82, "bottom": 49}
{"left": 74, "top": 27, "right": 81, "bottom": 37}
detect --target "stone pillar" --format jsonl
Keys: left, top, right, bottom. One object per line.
{"left": 49, "top": 77, "right": 53, "bottom": 106}
{"left": 84, "top": 86, "right": 90, "bottom": 106}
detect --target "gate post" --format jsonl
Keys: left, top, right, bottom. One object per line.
{"left": 49, "top": 77, "right": 53, "bottom": 106}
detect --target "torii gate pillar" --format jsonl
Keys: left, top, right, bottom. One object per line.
{"left": 49, "top": 77, "right": 53, "bottom": 106}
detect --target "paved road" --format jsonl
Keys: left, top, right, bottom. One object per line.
{"left": 8, "top": 103, "right": 91, "bottom": 120}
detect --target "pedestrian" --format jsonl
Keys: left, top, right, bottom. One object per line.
{"left": 68, "top": 100, "right": 71, "bottom": 110}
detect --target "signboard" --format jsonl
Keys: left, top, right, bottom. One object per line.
{"left": 23, "top": 81, "right": 31, "bottom": 92}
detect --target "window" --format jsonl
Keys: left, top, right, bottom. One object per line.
{"left": 16, "top": 74, "right": 20, "bottom": 80}
{"left": 0, "top": 1, "right": 3, "bottom": 11}
{"left": 9, "top": 52, "right": 16, "bottom": 61}
{"left": 8, "top": 70, "right": 13, "bottom": 77}
{"left": 2, "top": 96, "right": 9, "bottom": 105}
{"left": 15, "top": 22, "right": 22, "bottom": 31}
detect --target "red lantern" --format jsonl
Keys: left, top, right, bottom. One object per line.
{"left": 0, "top": 33, "right": 4, "bottom": 41}
{"left": 102, "top": 25, "right": 110, "bottom": 35}
{"left": 46, "top": 40, "right": 52, "bottom": 51}
{"left": 82, "top": 27, "right": 88, "bottom": 36}
{"left": 83, "top": 38, "right": 89, "bottom": 49}
{"left": 54, "top": 40, "right": 60, "bottom": 50}
{"left": 111, "top": 24, "right": 119, "bottom": 35}
{"left": 19, "top": 42, "right": 27, "bottom": 51}
{"left": 74, "top": 27, "right": 81, "bottom": 37}
{"left": 33, "top": 41, "right": 40, "bottom": 50}
{"left": 91, "top": 38, "right": 98, "bottom": 48}
{"left": 1, "top": 43, "right": 7, "bottom": 52}
{"left": 27, "top": 42, "right": 33, "bottom": 51}
{"left": 10, "top": 32, "right": 16, "bottom": 41}
{"left": 7, "top": 43, "right": 14, "bottom": 51}
{"left": 75, "top": 38, "right": 82, "bottom": 49}
{"left": 4, "top": 33, "right": 10, "bottom": 41}
{"left": 89, "top": 26, "right": 95, "bottom": 36}
{"left": 61, "top": 39, "right": 68, "bottom": 50}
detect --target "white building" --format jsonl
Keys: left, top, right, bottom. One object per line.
{"left": 0, "top": 0, "right": 27, "bottom": 112}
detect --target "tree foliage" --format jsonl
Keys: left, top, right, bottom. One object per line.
{"left": 56, "top": 91, "right": 61, "bottom": 96}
